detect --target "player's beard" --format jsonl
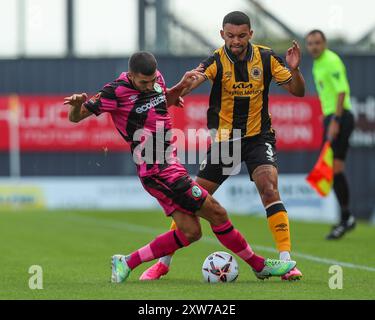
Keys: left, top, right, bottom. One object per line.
{"left": 229, "top": 44, "right": 247, "bottom": 57}
{"left": 129, "top": 78, "right": 148, "bottom": 93}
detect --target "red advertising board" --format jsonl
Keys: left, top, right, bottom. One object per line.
{"left": 171, "top": 94, "right": 324, "bottom": 150}
{"left": 0, "top": 97, "right": 10, "bottom": 150}
{"left": 0, "top": 95, "right": 128, "bottom": 151}
{"left": 0, "top": 94, "right": 323, "bottom": 152}
{"left": 269, "top": 95, "right": 323, "bottom": 150}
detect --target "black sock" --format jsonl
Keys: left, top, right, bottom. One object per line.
{"left": 333, "top": 173, "right": 351, "bottom": 222}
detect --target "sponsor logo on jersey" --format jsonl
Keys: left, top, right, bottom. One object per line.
{"left": 135, "top": 94, "right": 166, "bottom": 114}
{"left": 232, "top": 83, "right": 253, "bottom": 89}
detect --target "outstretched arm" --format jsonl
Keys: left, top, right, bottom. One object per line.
{"left": 282, "top": 41, "right": 305, "bottom": 97}
{"left": 179, "top": 73, "right": 207, "bottom": 97}
{"left": 64, "top": 93, "right": 93, "bottom": 123}
{"left": 166, "top": 70, "right": 205, "bottom": 107}
{"left": 179, "top": 64, "right": 207, "bottom": 97}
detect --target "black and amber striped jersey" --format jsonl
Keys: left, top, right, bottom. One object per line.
{"left": 202, "top": 43, "right": 292, "bottom": 141}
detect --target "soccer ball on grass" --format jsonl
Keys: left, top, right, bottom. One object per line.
{"left": 202, "top": 251, "right": 239, "bottom": 283}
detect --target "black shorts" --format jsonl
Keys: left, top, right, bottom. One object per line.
{"left": 140, "top": 162, "right": 208, "bottom": 216}
{"left": 197, "top": 131, "right": 278, "bottom": 185}
{"left": 323, "top": 110, "right": 354, "bottom": 161}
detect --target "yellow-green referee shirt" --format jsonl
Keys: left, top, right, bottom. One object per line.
{"left": 312, "top": 49, "right": 352, "bottom": 116}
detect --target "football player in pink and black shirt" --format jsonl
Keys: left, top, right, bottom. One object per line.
{"left": 64, "top": 51, "right": 296, "bottom": 283}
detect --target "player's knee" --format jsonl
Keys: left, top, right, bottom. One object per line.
{"left": 183, "top": 227, "right": 202, "bottom": 243}
{"left": 210, "top": 203, "right": 228, "bottom": 225}
{"left": 199, "top": 196, "right": 228, "bottom": 225}
{"left": 191, "top": 229, "right": 202, "bottom": 242}
{"left": 261, "top": 188, "right": 280, "bottom": 206}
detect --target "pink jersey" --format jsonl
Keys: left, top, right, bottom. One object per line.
{"left": 84, "top": 70, "right": 176, "bottom": 177}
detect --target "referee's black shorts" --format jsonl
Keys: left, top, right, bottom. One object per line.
{"left": 323, "top": 110, "right": 355, "bottom": 161}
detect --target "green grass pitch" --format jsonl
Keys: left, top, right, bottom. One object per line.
{"left": 0, "top": 209, "right": 374, "bottom": 300}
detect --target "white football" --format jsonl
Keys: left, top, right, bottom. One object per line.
{"left": 202, "top": 251, "right": 239, "bottom": 283}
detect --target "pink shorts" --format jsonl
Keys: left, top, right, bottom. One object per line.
{"left": 139, "top": 162, "right": 208, "bottom": 216}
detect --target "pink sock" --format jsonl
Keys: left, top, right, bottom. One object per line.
{"left": 211, "top": 220, "right": 265, "bottom": 272}
{"left": 126, "top": 230, "right": 190, "bottom": 270}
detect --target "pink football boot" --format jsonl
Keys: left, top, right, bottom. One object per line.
{"left": 281, "top": 267, "right": 303, "bottom": 281}
{"left": 139, "top": 262, "right": 169, "bottom": 281}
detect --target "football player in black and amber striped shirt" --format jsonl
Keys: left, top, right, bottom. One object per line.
{"left": 142, "top": 11, "right": 305, "bottom": 281}
{"left": 202, "top": 42, "right": 295, "bottom": 140}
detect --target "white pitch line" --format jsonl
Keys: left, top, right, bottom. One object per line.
{"left": 252, "top": 244, "right": 375, "bottom": 272}
{"left": 66, "top": 214, "right": 375, "bottom": 272}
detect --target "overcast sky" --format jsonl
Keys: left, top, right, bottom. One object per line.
{"left": 262, "top": 0, "right": 374, "bottom": 41}
{"left": 174, "top": 0, "right": 375, "bottom": 44}
{"left": 0, "top": 0, "right": 373, "bottom": 57}
{"left": 176, "top": 0, "right": 375, "bottom": 41}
